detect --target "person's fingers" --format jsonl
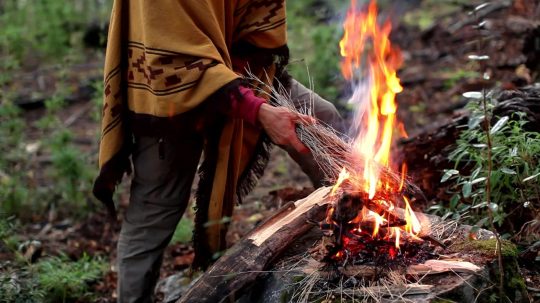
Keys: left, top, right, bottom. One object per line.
{"left": 293, "top": 113, "right": 317, "bottom": 125}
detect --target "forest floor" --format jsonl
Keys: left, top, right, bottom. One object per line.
{"left": 2, "top": 0, "right": 539, "bottom": 302}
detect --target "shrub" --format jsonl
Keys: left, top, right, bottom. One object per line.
{"left": 433, "top": 100, "right": 540, "bottom": 235}
{"left": 287, "top": 0, "right": 348, "bottom": 103}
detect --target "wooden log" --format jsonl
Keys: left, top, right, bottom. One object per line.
{"left": 407, "top": 259, "right": 481, "bottom": 275}
{"left": 311, "top": 284, "right": 434, "bottom": 297}
{"left": 177, "top": 187, "right": 332, "bottom": 303}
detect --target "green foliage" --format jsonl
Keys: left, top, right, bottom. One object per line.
{"left": 0, "top": 267, "right": 45, "bottom": 303}
{"left": 0, "top": 0, "right": 112, "bottom": 67}
{"left": 0, "top": 253, "right": 107, "bottom": 303}
{"left": 287, "top": 0, "right": 347, "bottom": 102}
{"left": 441, "top": 68, "right": 480, "bottom": 90}
{"left": 0, "top": 216, "right": 18, "bottom": 249}
{"left": 0, "top": 216, "right": 43, "bottom": 302}
{"left": 0, "top": 101, "right": 31, "bottom": 216}
{"left": 36, "top": 254, "right": 107, "bottom": 303}
{"left": 36, "top": 92, "right": 97, "bottom": 217}
{"left": 171, "top": 217, "right": 194, "bottom": 244}
{"left": 0, "top": 89, "right": 97, "bottom": 218}
{"left": 402, "top": 0, "right": 471, "bottom": 31}
{"left": 432, "top": 100, "right": 540, "bottom": 233}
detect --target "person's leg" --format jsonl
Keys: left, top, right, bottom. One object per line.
{"left": 117, "top": 134, "right": 203, "bottom": 303}
{"left": 285, "top": 78, "right": 346, "bottom": 187}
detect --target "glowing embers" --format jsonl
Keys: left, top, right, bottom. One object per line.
{"left": 316, "top": 181, "right": 429, "bottom": 267}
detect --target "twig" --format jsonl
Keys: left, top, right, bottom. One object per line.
{"left": 472, "top": 5, "right": 506, "bottom": 302}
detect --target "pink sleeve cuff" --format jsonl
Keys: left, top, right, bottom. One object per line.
{"left": 229, "top": 86, "right": 265, "bottom": 126}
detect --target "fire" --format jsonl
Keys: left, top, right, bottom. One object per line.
{"left": 340, "top": 0, "right": 403, "bottom": 197}
{"left": 327, "top": 0, "right": 421, "bottom": 255}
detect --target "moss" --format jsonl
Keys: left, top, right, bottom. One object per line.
{"left": 450, "top": 238, "right": 518, "bottom": 258}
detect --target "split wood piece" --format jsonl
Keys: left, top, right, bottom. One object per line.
{"left": 407, "top": 259, "right": 481, "bottom": 275}
{"left": 177, "top": 187, "right": 332, "bottom": 303}
{"left": 309, "top": 284, "right": 433, "bottom": 297}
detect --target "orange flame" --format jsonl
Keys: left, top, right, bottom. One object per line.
{"left": 340, "top": 0, "right": 403, "bottom": 200}
{"left": 329, "top": 0, "right": 420, "bottom": 250}
{"left": 331, "top": 168, "right": 350, "bottom": 196}
{"left": 404, "top": 196, "right": 422, "bottom": 235}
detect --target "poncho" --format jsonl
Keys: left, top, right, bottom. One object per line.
{"left": 93, "top": 0, "right": 288, "bottom": 267}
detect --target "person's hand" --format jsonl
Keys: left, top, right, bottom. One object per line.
{"left": 257, "top": 103, "right": 315, "bottom": 154}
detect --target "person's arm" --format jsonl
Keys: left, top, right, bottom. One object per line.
{"left": 228, "top": 85, "right": 313, "bottom": 154}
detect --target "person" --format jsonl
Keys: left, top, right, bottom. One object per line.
{"left": 92, "top": 1, "right": 343, "bottom": 302}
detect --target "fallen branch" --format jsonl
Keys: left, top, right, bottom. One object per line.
{"left": 177, "top": 187, "right": 332, "bottom": 303}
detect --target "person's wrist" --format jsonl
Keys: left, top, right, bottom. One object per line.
{"left": 257, "top": 103, "right": 271, "bottom": 125}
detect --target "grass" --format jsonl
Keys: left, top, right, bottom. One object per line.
{"left": 36, "top": 254, "right": 107, "bottom": 303}
{"left": 171, "top": 217, "right": 194, "bottom": 244}
{"left": 287, "top": 0, "right": 348, "bottom": 103}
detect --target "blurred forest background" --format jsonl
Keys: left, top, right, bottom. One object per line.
{"left": 1, "top": 0, "right": 539, "bottom": 302}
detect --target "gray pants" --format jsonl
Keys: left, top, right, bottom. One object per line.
{"left": 117, "top": 79, "right": 343, "bottom": 303}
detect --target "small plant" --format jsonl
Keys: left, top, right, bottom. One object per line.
{"left": 0, "top": 101, "right": 32, "bottom": 217}
{"left": 0, "top": 0, "right": 112, "bottom": 66}
{"left": 287, "top": 0, "right": 347, "bottom": 102}
{"left": 0, "top": 216, "right": 44, "bottom": 303}
{"left": 435, "top": 106, "right": 540, "bottom": 234}
{"left": 0, "top": 267, "right": 45, "bottom": 303}
{"left": 36, "top": 254, "right": 107, "bottom": 303}
{"left": 1, "top": 215, "right": 107, "bottom": 303}
{"left": 171, "top": 217, "right": 194, "bottom": 244}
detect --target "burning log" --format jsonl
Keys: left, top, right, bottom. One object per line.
{"left": 176, "top": 187, "right": 332, "bottom": 303}
{"left": 167, "top": 186, "right": 529, "bottom": 303}
{"left": 234, "top": 214, "right": 529, "bottom": 303}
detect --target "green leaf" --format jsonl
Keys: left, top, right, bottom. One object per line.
{"left": 488, "top": 203, "right": 499, "bottom": 212}
{"left": 442, "top": 212, "right": 453, "bottom": 220}
{"left": 463, "top": 91, "right": 483, "bottom": 99}
{"left": 490, "top": 116, "right": 509, "bottom": 135}
{"left": 472, "top": 201, "right": 488, "bottom": 209}
{"left": 468, "top": 54, "right": 490, "bottom": 61}
{"left": 471, "top": 166, "right": 482, "bottom": 179}
{"left": 471, "top": 177, "right": 487, "bottom": 185}
{"left": 462, "top": 182, "right": 472, "bottom": 198}
{"left": 523, "top": 172, "right": 540, "bottom": 183}
{"left": 450, "top": 195, "right": 460, "bottom": 209}
{"left": 441, "top": 169, "right": 459, "bottom": 182}
{"left": 468, "top": 115, "right": 484, "bottom": 129}
{"left": 500, "top": 167, "right": 517, "bottom": 175}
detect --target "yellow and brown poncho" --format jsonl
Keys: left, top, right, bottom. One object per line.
{"left": 93, "top": 0, "right": 289, "bottom": 267}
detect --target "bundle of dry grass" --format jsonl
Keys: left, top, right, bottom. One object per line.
{"left": 246, "top": 71, "right": 422, "bottom": 198}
